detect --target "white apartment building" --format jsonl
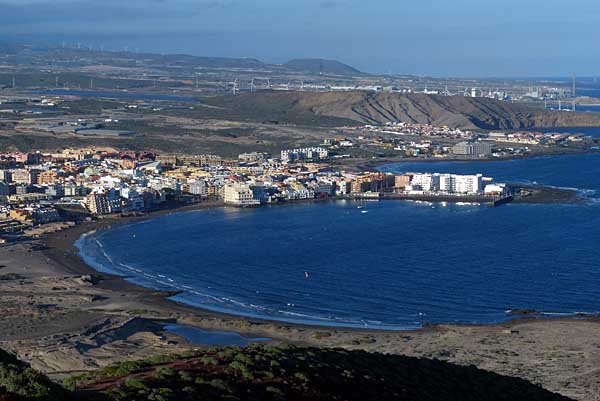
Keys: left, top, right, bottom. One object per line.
{"left": 411, "top": 173, "right": 439, "bottom": 191}
{"left": 121, "top": 187, "right": 145, "bottom": 210}
{"left": 454, "top": 174, "right": 483, "bottom": 194}
{"left": 223, "top": 183, "right": 260, "bottom": 206}
{"left": 409, "top": 173, "right": 483, "bottom": 195}
{"left": 281, "top": 147, "right": 329, "bottom": 162}
{"left": 314, "top": 179, "right": 334, "bottom": 195}
{"left": 148, "top": 176, "right": 180, "bottom": 192}
{"left": 283, "top": 188, "right": 315, "bottom": 200}
{"left": 438, "top": 174, "right": 453, "bottom": 192}
{"left": 334, "top": 180, "right": 351, "bottom": 196}
{"left": 188, "top": 179, "right": 208, "bottom": 197}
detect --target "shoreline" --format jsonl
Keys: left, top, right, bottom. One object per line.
{"left": 43, "top": 204, "right": 416, "bottom": 333}
{"left": 1, "top": 190, "right": 599, "bottom": 399}
{"left": 49, "top": 187, "right": 589, "bottom": 335}
{"left": 0, "top": 157, "right": 598, "bottom": 399}
{"left": 44, "top": 160, "right": 595, "bottom": 335}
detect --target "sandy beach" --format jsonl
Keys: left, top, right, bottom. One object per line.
{"left": 1, "top": 206, "right": 599, "bottom": 401}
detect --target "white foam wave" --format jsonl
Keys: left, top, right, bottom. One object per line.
{"left": 99, "top": 249, "right": 113, "bottom": 264}
{"left": 187, "top": 289, "right": 226, "bottom": 303}
{"left": 277, "top": 310, "right": 332, "bottom": 321}
{"left": 119, "top": 263, "right": 142, "bottom": 273}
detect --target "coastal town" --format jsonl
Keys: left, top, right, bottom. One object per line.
{"left": 4, "top": 3, "right": 600, "bottom": 399}
{"left": 0, "top": 141, "right": 515, "bottom": 234}
{"left": 1, "top": 100, "right": 592, "bottom": 234}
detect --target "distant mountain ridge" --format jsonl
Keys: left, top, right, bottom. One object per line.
{"left": 282, "top": 58, "right": 364, "bottom": 76}
{"left": 0, "top": 42, "right": 364, "bottom": 76}
{"left": 156, "top": 54, "right": 267, "bottom": 70}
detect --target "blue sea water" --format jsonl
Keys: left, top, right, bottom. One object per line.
{"left": 574, "top": 105, "right": 600, "bottom": 114}
{"left": 577, "top": 88, "right": 600, "bottom": 99}
{"left": 76, "top": 153, "right": 600, "bottom": 330}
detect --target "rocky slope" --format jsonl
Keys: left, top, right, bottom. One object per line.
{"left": 207, "top": 91, "right": 600, "bottom": 130}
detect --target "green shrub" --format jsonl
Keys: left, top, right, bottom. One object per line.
{"left": 146, "top": 354, "right": 179, "bottom": 365}
{"left": 228, "top": 361, "right": 246, "bottom": 373}
{"left": 199, "top": 356, "right": 218, "bottom": 366}
{"left": 0, "top": 350, "right": 66, "bottom": 401}
{"left": 209, "top": 378, "right": 232, "bottom": 393}
{"left": 227, "top": 360, "right": 253, "bottom": 381}
{"left": 112, "top": 360, "right": 145, "bottom": 377}
{"left": 122, "top": 377, "right": 148, "bottom": 390}
{"left": 149, "top": 387, "right": 175, "bottom": 401}
{"left": 233, "top": 353, "right": 252, "bottom": 366}
{"left": 266, "top": 386, "right": 284, "bottom": 396}
{"left": 153, "top": 367, "right": 176, "bottom": 380}
{"left": 294, "top": 372, "right": 309, "bottom": 382}
{"left": 178, "top": 370, "right": 193, "bottom": 382}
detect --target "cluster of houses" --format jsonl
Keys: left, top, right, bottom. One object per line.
{"left": 394, "top": 173, "right": 510, "bottom": 197}
{"left": 487, "top": 131, "right": 586, "bottom": 145}
{"left": 0, "top": 145, "right": 511, "bottom": 233}
{"left": 354, "top": 122, "right": 477, "bottom": 140}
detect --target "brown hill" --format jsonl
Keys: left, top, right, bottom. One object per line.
{"left": 207, "top": 91, "right": 600, "bottom": 130}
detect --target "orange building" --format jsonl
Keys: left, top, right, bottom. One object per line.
{"left": 9, "top": 209, "right": 32, "bottom": 222}
{"left": 394, "top": 175, "right": 412, "bottom": 189}
{"left": 38, "top": 170, "right": 60, "bottom": 185}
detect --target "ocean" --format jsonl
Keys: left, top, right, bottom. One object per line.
{"left": 76, "top": 153, "right": 600, "bottom": 330}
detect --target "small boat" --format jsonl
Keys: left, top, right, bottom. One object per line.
{"left": 361, "top": 210, "right": 368, "bottom": 214}
{"left": 304, "top": 271, "right": 310, "bottom": 278}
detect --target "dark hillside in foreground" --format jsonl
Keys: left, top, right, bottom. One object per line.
{"left": 0, "top": 348, "right": 67, "bottom": 401}
{"left": 68, "top": 345, "right": 572, "bottom": 401}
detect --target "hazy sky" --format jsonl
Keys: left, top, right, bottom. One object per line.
{"left": 1, "top": 0, "right": 599, "bottom": 77}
